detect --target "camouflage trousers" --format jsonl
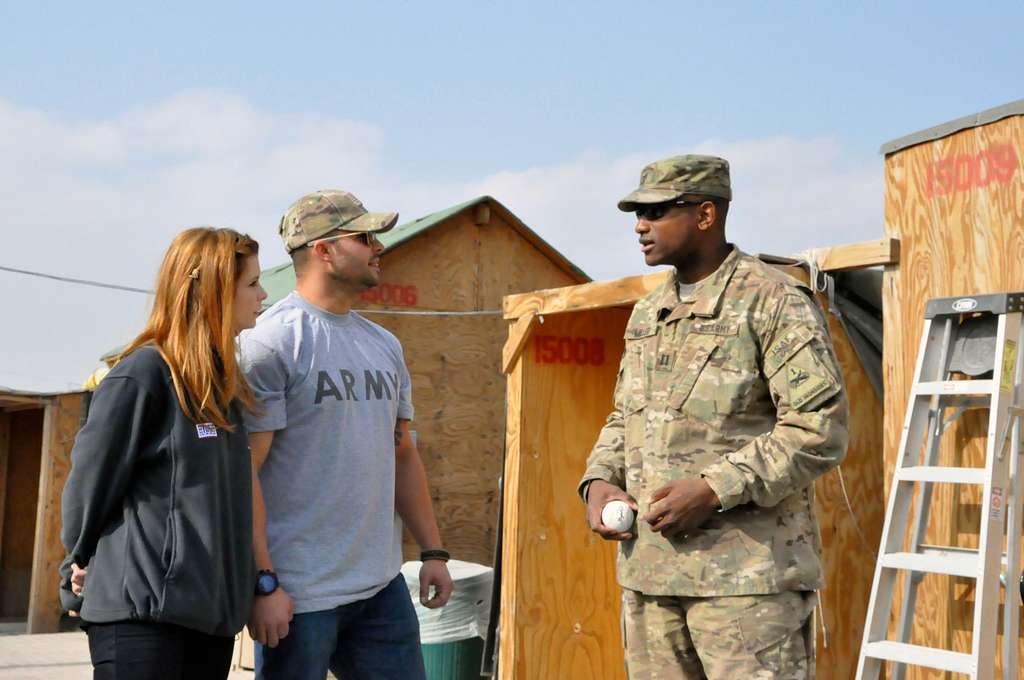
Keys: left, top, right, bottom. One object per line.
{"left": 621, "top": 589, "right": 816, "bottom": 680}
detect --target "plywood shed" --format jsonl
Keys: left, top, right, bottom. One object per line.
{"left": 258, "top": 196, "right": 589, "bottom": 566}
{"left": 497, "top": 239, "right": 898, "bottom": 680}
{"left": 880, "top": 98, "right": 1024, "bottom": 678}
{"left": 0, "top": 387, "right": 84, "bottom": 634}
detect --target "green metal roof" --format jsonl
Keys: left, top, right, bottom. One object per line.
{"left": 260, "top": 195, "right": 589, "bottom": 306}
{"left": 259, "top": 261, "right": 297, "bottom": 306}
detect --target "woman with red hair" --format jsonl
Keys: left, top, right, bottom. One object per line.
{"left": 60, "top": 227, "right": 267, "bottom": 680}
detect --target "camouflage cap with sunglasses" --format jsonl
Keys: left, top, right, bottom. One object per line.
{"left": 279, "top": 189, "right": 399, "bottom": 252}
{"left": 617, "top": 154, "right": 732, "bottom": 212}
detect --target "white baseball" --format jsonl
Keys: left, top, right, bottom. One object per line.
{"left": 601, "top": 500, "right": 635, "bottom": 533}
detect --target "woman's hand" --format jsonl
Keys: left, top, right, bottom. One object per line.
{"left": 71, "top": 563, "right": 87, "bottom": 596}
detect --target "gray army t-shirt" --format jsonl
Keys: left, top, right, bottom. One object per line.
{"left": 240, "top": 292, "right": 413, "bottom": 613}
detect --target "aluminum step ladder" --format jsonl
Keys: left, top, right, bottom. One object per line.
{"left": 857, "top": 292, "right": 1024, "bottom": 680}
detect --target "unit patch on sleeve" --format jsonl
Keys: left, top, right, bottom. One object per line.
{"left": 196, "top": 423, "right": 219, "bottom": 439}
{"left": 765, "top": 327, "right": 813, "bottom": 379}
{"left": 787, "top": 364, "right": 833, "bottom": 410}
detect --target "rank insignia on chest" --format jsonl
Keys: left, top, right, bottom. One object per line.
{"left": 656, "top": 352, "right": 675, "bottom": 371}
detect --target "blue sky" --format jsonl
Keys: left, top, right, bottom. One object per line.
{"left": 6, "top": 2, "right": 1021, "bottom": 171}
{"left": 1, "top": 1, "right": 1022, "bottom": 390}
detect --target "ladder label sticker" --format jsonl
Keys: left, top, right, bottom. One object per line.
{"left": 1001, "top": 340, "right": 1018, "bottom": 393}
{"left": 991, "top": 486, "right": 1004, "bottom": 523}
{"left": 952, "top": 298, "right": 978, "bottom": 312}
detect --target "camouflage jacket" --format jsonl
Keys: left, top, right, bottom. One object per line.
{"left": 580, "top": 247, "right": 849, "bottom": 596}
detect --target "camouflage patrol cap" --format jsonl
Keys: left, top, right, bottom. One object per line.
{"left": 279, "top": 189, "right": 399, "bottom": 252}
{"left": 617, "top": 154, "right": 732, "bottom": 211}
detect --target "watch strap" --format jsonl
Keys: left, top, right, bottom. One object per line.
{"left": 420, "top": 549, "right": 450, "bottom": 562}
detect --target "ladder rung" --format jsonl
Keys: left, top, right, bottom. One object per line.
{"left": 943, "top": 395, "right": 993, "bottom": 410}
{"left": 862, "top": 641, "right": 973, "bottom": 674}
{"left": 880, "top": 550, "right": 979, "bottom": 578}
{"left": 920, "top": 544, "right": 1008, "bottom": 569}
{"left": 914, "top": 380, "right": 994, "bottom": 397}
{"left": 897, "top": 466, "right": 986, "bottom": 484}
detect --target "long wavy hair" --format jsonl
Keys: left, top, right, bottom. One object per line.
{"left": 119, "top": 227, "right": 259, "bottom": 430}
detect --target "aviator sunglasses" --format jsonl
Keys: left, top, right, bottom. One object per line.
{"left": 307, "top": 230, "right": 379, "bottom": 248}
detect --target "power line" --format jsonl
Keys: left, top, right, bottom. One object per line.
{"left": 0, "top": 264, "right": 152, "bottom": 295}
{"left": 354, "top": 308, "right": 502, "bottom": 316}
{"left": 0, "top": 264, "right": 504, "bottom": 315}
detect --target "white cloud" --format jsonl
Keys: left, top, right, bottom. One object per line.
{"left": 122, "top": 92, "right": 276, "bottom": 155}
{"left": 0, "top": 92, "right": 389, "bottom": 392}
{"left": 699, "top": 136, "right": 884, "bottom": 256}
{"left": 0, "top": 92, "right": 883, "bottom": 391}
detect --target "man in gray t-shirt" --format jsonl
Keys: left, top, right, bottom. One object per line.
{"left": 241, "top": 189, "right": 452, "bottom": 680}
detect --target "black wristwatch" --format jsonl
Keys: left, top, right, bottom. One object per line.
{"left": 255, "top": 569, "right": 279, "bottom": 596}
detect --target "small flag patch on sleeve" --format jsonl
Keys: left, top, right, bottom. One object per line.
{"left": 196, "top": 423, "right": 218, "bottom": 439}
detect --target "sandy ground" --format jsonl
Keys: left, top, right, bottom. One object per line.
{"left": 0, "top": 631, "right": 254, "bottom": 680}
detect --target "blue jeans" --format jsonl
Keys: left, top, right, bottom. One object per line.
{"left": 255, "top": 574, "right": 426, "bottom": 680}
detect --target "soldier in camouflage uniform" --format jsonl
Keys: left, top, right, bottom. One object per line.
{"left": 580, "top": 155, "right": 849, "bottom": 679}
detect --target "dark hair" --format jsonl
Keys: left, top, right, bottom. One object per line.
{"left": 711, "top": 197, "right": 729, "bottom": 223}
{"left": 290, "top": 245, "right": 311, "bottom": 276}
{"left": 688, "top": 195, "right": 729, "bottom": 225}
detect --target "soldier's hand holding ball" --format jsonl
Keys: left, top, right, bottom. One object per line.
{"left": 586, "top": 480, "right": 638, "bottom": 541}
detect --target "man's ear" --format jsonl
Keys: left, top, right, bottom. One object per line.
{"left": 310, "top": 241, "right": 332, "bottom": 263}
{"left": 697, "top": 201, "right": 717, "bottom": 231}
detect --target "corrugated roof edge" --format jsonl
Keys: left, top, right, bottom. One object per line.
{"left": 880, "top": 98, "right": 1024, "bottom": 156}
{"left": 0, "top": 385, "right": 79, "bottom": 398}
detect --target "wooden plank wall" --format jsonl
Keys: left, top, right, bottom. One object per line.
{"left": 500, "top": 266, "right": 884, "bottom": 679}
{"left": 500, "top": 306, "right": 630, "bottom": 680}
{"left": 0, "top": 413, "right": 9, "bottom": 568}
{"left": 882, "top": 113, "right": 1024, "bottom": 677}
{"left": 365, "top": 210, "right": 581, "bottom": 566}
{"left": 28, "top": 393, "right": 83, "bottom": 633}
{"left": 0, "top": 409, "right": 43, "bottom": 619}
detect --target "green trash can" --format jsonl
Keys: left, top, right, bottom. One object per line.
{"left": 421, "top": 637, "right": 485, "bottom": 679}
{"left": 401, "top": 560, "right": 493, "bottom": 680}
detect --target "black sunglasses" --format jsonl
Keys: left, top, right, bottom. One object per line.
{"left": 634, "top": 200, "right": 703, "bottom": 222}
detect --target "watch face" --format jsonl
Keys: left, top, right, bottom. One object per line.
{"left": 256, "top": 572, "right": 278, "bottom": 595}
